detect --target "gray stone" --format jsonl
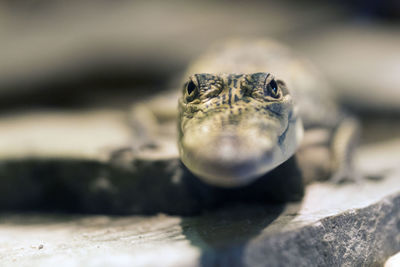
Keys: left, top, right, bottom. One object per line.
{"left": 0, "top": 175, "right": 399, "bottom": 266}
{"left": 0, "top": 110, "right": 399, "bottom": 266}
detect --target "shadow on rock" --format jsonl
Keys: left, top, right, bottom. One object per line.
{"left": 0, "top": 154, "right": 304, "bottom": 215}
{"left": 180, "top": 203, "right": 288, "bottom": 266}
{"left": 177, "top": 156, "right": 304, "bottom": 266}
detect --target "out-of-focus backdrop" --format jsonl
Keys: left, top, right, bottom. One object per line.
{"left": 1, "top": 0, "right": 399, "bottom": 114}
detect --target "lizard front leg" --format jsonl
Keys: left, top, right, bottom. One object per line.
{"left": 329, "top": 116, "right": 361, "bottom": 183}
{"left": 295, "top": 116, "right": 361, "bottom": 184}
{"left": 128, "top": 90, "right": 179, "bottom": 152}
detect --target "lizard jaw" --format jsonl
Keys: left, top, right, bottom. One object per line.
{"left": 179, "top": 118, "right": 303, "bottom": 187}
{"left": 181, "top": 133, "right": 276, "bottom": 187}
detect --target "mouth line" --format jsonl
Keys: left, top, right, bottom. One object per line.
{"left": 278, "top": 120, "right": 290, "bottom": 147}
{"left": 179, "top": 116, "right": 292, "bottom": 186}
{"left": 185, "top": 158, "right": 271, "bottom": 187}
{"left": 180, "top": 136, "right": 279, "bottom": 187}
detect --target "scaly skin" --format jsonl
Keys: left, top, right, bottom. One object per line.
{"left": 178, "top": 41, "right": 306, "bottom": 187}
{"left": 130, "top": 40, "right": 358, "bottom": 188}
{"left": 177, "top": 40, "right": 359, "bottom": 187}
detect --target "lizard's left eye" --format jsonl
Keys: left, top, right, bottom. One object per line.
{"left": 187, "top": 80, "right": 197, "bottom": 95}
{"left": 264, "top": 79, "right": 280, "bottom": 98}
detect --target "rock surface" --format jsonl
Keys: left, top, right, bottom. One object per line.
{"left": 0, "top": 174, "right": 399, "bottom": 266}
{"left": 0, "top": 110, "right": 399, "bottom": 266}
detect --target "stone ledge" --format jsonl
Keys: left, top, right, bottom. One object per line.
{"left": 0, "top": 183, "right": 398, "bottom": 266}
{"left": 0, "top": 111, "right": 399, "bottom": 266}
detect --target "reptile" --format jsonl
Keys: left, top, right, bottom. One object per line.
{"left": 130, "top": 39, "right": 359, "bottom": 188}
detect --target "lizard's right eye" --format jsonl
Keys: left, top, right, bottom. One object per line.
{"left": 187, "top": 80, "right": 196, "bottom": 95}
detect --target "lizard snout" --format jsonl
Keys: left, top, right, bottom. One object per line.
{"left": 179, "top": 125, "right": 280, "bottom": 187}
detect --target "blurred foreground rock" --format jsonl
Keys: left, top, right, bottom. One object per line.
{"left": 0, "top": 110, "right": 304, "bottom": 215}
{"left": 0, "top": 171, "right": 399, "bottom": 266}
{"left": 0, "top": 110, "right": 399, "bottom": 266}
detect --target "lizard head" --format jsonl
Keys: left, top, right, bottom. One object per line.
{"left": 178, "top": 72, "right": 303, "bottom": 187}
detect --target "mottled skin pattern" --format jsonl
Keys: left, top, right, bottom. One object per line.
{"left": 130, "top": 40, "right": 359, "bottom": 188}
{"left": 178, "top": 72, "right": 302, "bottom": 186}
{"left": 177, "top": 40, "right": 359, "bottom": 187}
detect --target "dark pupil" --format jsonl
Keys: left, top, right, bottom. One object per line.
{"left": 187, "top": 81, "right": 196, "bottom": 95}
{"left": 269, "top": 80, "right": 278, "bottom": 94}
{"left": 265, "top": 79, "right": 278, "bottom": 97}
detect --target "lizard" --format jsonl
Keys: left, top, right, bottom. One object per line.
{"left": 130, "top": 39, "right": 360, "bottom": 188}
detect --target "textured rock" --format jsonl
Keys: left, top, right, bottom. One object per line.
{"left": 0, "top": 175, "right": 399, "bottom": 266}
{"left": 0, "top": 111, "right": 399, "bottom": 266}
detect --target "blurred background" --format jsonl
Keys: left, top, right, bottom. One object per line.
{"left": 0, "top": 0, "right": 399, "bottom": 213}
{"left": 1, "top": 0, "right": 399, "bottom": 115}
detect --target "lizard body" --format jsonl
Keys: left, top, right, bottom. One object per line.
{"left": 132, "top": 39, "right": 359, "bottom": 187}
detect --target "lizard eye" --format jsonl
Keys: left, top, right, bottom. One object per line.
{"left": 185, "top": 79, "right": 199, "bottom": 102}
{"left": 264, "top": 79, "right": 280, "bottom": 98}
{"left": 186, "top": 80, "right": 197, "bottom": 95}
